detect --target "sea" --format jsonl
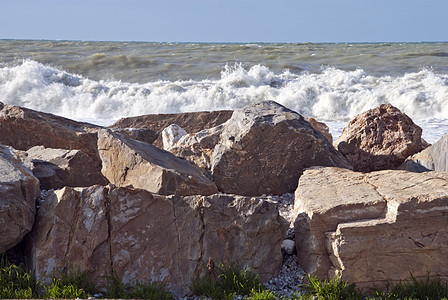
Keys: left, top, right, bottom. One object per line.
{"left": 0, "top": 40, "right": 447, "bottom": 144}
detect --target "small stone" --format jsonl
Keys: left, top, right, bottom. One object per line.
{"left": 281, "top": 239, "right": 296, "bottom": 255}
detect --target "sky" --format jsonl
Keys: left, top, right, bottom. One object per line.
{"left": 2, "top": 0, "right": 448, "bottom": 43}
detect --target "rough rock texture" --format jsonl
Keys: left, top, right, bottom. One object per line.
{"left": 111, "top": 110, "right": 233, "bottom": 148}
{"left": 211, "top": 101, "right": 351, "bottom": 196}
{"left": 97, "top": 129, "right": 217, "bottom": 196}
{"left": 0, "top": 102, "right": 102, "bottom": 170}
{"left": 399, "top": 133, "right": 448, "bottom": 172}
{"left": 0, "top": 145, "right": 40, "bottom": 253}
{"left": 334, "top": 104, "right": 428, "bottom": 172}
{"left": 163, "top": 124, "right": 224, "bottom": 170}
{"left": 162, "top": 124, "right": 188, "bottom": 151}
{"left": 305, "top": 117, "right": 333, "bottom": 144}
{"left": 29, "top": 186, "right": 288, "bottom": 296}
{"left": 110, "top": 127, "right": 159, "bottom": 145}
{"left": 294, "top": 167, "right": 448, "bottom": 289}
{"left": 23, "top": 146, "right": 107, "bottom": 190}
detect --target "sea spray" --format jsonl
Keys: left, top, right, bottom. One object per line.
{"left": 1, "top": 60, "right": 447, "bottom": 143}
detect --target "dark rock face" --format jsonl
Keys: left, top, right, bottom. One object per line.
{"left": 334, "top": 104, "right": 428, "bottom": 172}
{"left": 211, "top": 101, "right": 351, "bottom": 196}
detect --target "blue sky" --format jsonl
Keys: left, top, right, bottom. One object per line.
{"left": 2, "top": 0, "right": 448, "bottom": 43}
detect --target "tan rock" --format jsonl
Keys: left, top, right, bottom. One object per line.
{"left": 97, "top": 129, "right": 217, "bottom": 196}
{"left": 212, "top": 101, "right": 351, "bottom": 196}
{"left": 23, "top": 146, "right": 107, "bottom": 190}
{"left": 399, "top": 132, "right": 448, "bottom": 172}
{"left": 29, "top": 186, "right": 111, "bottom": 286}
{"left": 0, "top": 102, "right": 102, "bottom": 170}
{"left": 334, "top": 104, "right": 428, "bottom": 172}
{"left": 0, "top": 145, "right": 40, "bottom": 253}
{"left": 111, "top": 110, "right": 233, "bottom": 148}
{"left": 305, "top": 117, "right": 333, "bottom": 144}
{"left": 29, "top": 185, "right": 288, "bottom": 296}
{"left": 294, "top": 167, "right": 448, "bottom": 289}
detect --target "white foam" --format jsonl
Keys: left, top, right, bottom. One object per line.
{"left": 1, "top": 60, "right": 447, "bottom": 143}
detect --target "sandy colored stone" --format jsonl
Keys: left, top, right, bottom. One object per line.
{"left": 212, "top": 101, "right": 351, "bottom": 196}
{"left": 334, "top": 104, "right": 428, "bottom": 172}
{"left": 0, "top": 145, "right": 40, "bottom": 253}
{"left": 305, "top": 117, "right": 333, "bottom": 144}
{"left": 29, "top": 185, "right": 288, "bottom": 296}
{"left": 97, "top": 128, "right": 217, "bottom": 196}
{"left": 294, "top": 167, "right": 448, "bottom": 289}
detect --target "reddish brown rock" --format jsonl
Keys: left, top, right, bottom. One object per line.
{"left": 294, "top": 167, "right": 448, "bottom": 289}
{"left": 211, "top": 101, "right": 351, "bottom": 196}
{"left": 0, "top": 145, "right": 40, "bottom": 253}
{"left": 29, "top": 185, "right": 288, "bottom": 296}
{"left": 97, "top": 129, "right": 218, "bottom": 196}
{"left": 111, "top": 110, "right": 233, "bottom": 147}
{"left": 334, "top": 104, "right": 428, "bottom": 172}
{"left": 305, "top": 117, "right": 333, "bottom": 144}
{"left": 0, "top": 102, "right": 102, "bottom": 169}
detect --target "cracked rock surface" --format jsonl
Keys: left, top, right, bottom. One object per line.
{"left": 294, "top": 167, "right": 448, "bottom": 289}
{"left": 29, "top": 186, "right": 288, "bottom": 297}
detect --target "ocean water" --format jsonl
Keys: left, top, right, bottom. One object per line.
{"left": 0, "top": 40, "right": 447, "bottom": 143}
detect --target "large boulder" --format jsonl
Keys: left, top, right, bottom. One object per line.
{"left": 211, "top": 101, "right": 351, "bottom": 196}
{"left": 399, "top": 133, "right": 448, "bottom": 172}
{"left": 97, "top": 129, "right": 218, "bottom": 196}
{"left": 0, "top": 145, "right": 40, "bottom": 253}
{"left": 111, "top": 110, "right": 233, "bottom": 148}
{"left": 29, "top": 185, "right": 288, "bottom": 296}
{"left": 23, "top": 146, "right": 107, "bottom": 190}
{"left": 294, "top": 167, "right": 448, "bottom": 289}
{"left": 334, "top": 104, "right": 428, "bottom": 172}
{"left": 0, "top": 102, "right": 102, "bottom": 170}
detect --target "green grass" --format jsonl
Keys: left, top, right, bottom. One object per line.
{"left": 190, "top": 262, "right": 266, "bottom": 299}
{"left": 0, "top": 256, "right": 40, "bottom": 299}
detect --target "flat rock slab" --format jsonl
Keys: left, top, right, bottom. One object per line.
{"left": 97, "top": 129, "right": 217, "bottom": 196}
{"left": 294, "top": 167, "right": 448, "bottom": 289}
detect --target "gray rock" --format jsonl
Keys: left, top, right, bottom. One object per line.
{"left": 0, "top": 145, "right": 40, "bottom": 253}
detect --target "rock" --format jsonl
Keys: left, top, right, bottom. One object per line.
{"left": 162, "top": 124, "right": 188, "bottom": 151}
{"left": 0, "top": 102, "right": 102, "bottom": 170}
{"left": 163, "top": 124, "right": 225, "bottom": 170}
{"left": 0, "top": 145, "right": 40, "bottom": 253}
{"left": 110, "top": 127, "right": 159, "bottom": 145}
{"left": 334, "top": 104, "right": 428, "bottom": 172}
{"left": 28, "top": 186, "right": 110, "bottom": 286}
{"left": 97, "top": 129, "right": 217, "bottom": 196}
{"left": 399, "top": 133, "right": 448, "bottom": 172}
{"left": 305, "top": 117, "right": 333, "bottom": 144}
{"left": 211, "top": 101, "right": 351, "bottom": 196}
{"left": 111, "top": 110, "right": 233, "bottom": 148}
{"left": 294, "top": 167, "right": 448, "bottom": 289}
{"left": 281, "top": 239, "right": 296, "bottom": 255}
{"left": 29, "top": 185, "right": 288, "bottom": 296}
{"left": 23, "top": 146, "right": 107, "bottom": 190}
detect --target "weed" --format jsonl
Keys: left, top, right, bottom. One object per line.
{"left": 133, "top": 280, "right": 175, "bottom": 300}
{"left": 0, "top": 255, "right": 40, "bottom": 299}
{"left": 301, "top": 274, "right": 361, "bottom": 300}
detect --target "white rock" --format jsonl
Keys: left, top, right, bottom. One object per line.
{"left": 281, "top": 239, "right": 296, "bottom": 255}
{"left": 162, "top": 124, "right": 188, "bottom": 151}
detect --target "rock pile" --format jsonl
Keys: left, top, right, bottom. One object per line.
{"left": 1, "top": 100, "right": 447, "bottom": 297}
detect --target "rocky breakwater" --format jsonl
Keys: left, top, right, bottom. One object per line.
{"left": 294, "top": 167, "right": 448, "bottom": 289}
